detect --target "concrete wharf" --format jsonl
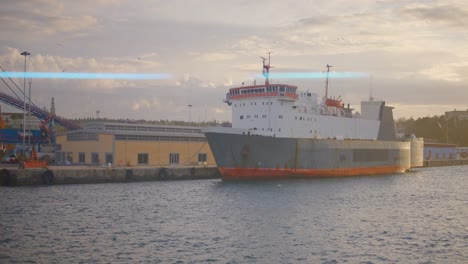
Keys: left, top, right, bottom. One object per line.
{"left": 0, "top": 166, "right": 220, "bottom": 186}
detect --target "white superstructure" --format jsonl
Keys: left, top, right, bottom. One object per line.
{"left": 223, "top": 55, "right": 384, "bottom": 140}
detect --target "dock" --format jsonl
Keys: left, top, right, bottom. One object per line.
{"left": 423, "top": 159, "right": 468, "bottom": 167}
{"left": 0, "top": 166, "right": 221, "bottom": 186}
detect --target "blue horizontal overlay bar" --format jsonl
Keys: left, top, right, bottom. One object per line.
{"left": 0, "top": 72, "right": 172, "bottom": 80}
{"left": 256, "top": 72, "right": 369, "bottom": 79}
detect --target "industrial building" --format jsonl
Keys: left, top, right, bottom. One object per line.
{"left": 55, "top": 122, "right": 216, "bottom": 167}
{"left": 424, "top": 142, "right": 458, "bottom": 160}
{"left": 445, "top": 109, "right": 468, "bottom": 121}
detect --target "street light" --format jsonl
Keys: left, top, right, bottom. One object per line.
{"left": 20, "top": 51, "right": 30, "bottom": 149}
{"left": 188, "top": 104, "right": 193, "bottom": 127}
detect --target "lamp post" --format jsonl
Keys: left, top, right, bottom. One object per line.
{"left": 188, "top": 104, "right": 192, "bottom": 125}
{"left": 20, "top": 51, "right": 30, "bottom": 149}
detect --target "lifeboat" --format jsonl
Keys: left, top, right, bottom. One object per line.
{"left": 325, "top": 98, "right": 344, "bottom": 108}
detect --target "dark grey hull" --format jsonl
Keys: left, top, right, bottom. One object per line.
{"left": 205, "top": 132, "right": 415, "bottom": 180}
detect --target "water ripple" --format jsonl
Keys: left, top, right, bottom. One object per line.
{"left": 0, "top": 166, "right": 467, "bottom": 263}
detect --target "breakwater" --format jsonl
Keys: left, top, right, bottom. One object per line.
{"left": 0, "top": 166, "right": 220, "bottom": 186}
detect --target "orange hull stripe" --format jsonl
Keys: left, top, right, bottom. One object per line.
{"left": 218, "top": 166, "right": 409, "bottom": 180}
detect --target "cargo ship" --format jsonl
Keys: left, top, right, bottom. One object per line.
{"left": 203, "top": 57, "right": 424, "bottom": 180}
{"left": 203, "top": 55, "right": 423, "bottom": 180}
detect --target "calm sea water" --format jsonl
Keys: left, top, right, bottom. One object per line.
{"left": 1, "top": 166, "right": 467, "bottom": 263}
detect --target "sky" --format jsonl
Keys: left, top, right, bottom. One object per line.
{"left": 0, "top": 0, "right": 467, "bottom": 123}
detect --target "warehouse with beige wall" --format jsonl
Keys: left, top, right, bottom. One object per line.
{"left": 55, "top": 122, "right": 216, "bottom": 167}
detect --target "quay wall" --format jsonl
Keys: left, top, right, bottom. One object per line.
{"left": 0, "top": 166, "right": 221, "bottom": 186}
{"left": 423, "top": 159, "right": 468, "bottom": 167}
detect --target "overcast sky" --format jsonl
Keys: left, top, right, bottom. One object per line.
{"left": 1, "top": 0, "right": 467, "bottom": 122}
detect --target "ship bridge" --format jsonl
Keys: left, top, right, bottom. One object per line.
{"left": 224, "top": 84, "right": 298, "bottom": 105}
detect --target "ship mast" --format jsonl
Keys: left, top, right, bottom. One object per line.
{"left": 325, "top": 64, "right": 332, "bottom": 99}
{"left": 261, "top": 52, "right": 272, "bottom": 85}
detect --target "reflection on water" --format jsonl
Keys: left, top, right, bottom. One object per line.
{"left": 1, "top": 166, "right": 467, "bottom": 263}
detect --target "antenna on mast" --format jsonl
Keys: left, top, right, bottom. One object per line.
{"left": 325, "top": 64, "right": 333, "bottom": 99}
{"left": 261, "top": 52, "right": 272, "bottom": 85}
{"left": 369, "top": 74, "right": 374, "bottom": 101}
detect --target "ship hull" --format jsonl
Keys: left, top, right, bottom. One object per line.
{"left": 204, "top": 128, "right": 412, "bottom": 180}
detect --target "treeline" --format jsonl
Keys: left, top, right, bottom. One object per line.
{"left": 396, "top": 116, "right": 468, "bottom": 146}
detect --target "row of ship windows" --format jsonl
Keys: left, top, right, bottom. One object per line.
{"left": 229, "top": 86, "right": 295, "bottom": 95}
{"left": 239, "top": 115, "right": 317, "bottom": 122}
{"left": 240, "top": 115, "right": 269, "bottom": 119}
{"left": 234, "top": 101, "right": 275, "bottom": 107}
{"left": 248, "top": 127, "right": 320, "bottom": 134}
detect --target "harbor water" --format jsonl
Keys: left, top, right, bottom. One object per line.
{"left": 1, "top": 166, "right": 467, "bottom": 263}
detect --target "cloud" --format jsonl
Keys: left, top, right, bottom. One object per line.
{"left": 415, "top": 62, "right": 468, "bottom": 82}
{"left": 132, "top": 97, "right": 160, "bottom": 111}
{"left": 0, "top": 0, "right": 99, "bottom": 36}
{"left": 1, "top": 0, "right": 467, "bottom": 121}
{"left": 400, "top": 4, "right": 468, "bottom": 28}
{"left": 193, "top": 52, "right": 237, "bottom": 62}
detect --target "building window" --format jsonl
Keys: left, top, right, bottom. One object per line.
{"left": 91, "top": 152, "right": 99, "bottom": 164}
{"left": 169, "top": 153, "right": 179, "bottom": 164}
{"left": 138, "top": 153, "right": 148, "bottom": 164}
{"left": 55, "top": 151, "right": 63, "bottom": 164}
{"left": 105, "top": 153, "right": 113, "bottom": 164}
{"left": 198, "top": 153, "right": 207, "bottom": 163}
{"left": 66, "top": 152, "right": 73, "bottom": 163}
{"left": 240, "top": 115, "right": 244, "bottom": 120}
{"left": 78, "top": 152, "right": 85, "bottom": 163}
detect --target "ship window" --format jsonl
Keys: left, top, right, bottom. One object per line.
{"left": 240, "top": 115, "right": 244, "bottom": 119}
